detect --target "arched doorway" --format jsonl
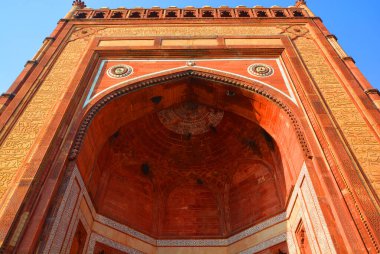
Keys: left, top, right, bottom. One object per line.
{"left": 42, "top": 71, "right": 335, "bottom": 253}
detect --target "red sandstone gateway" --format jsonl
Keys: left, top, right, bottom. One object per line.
{"left": 0, "top": 0, "right": 379, "bottom": 253}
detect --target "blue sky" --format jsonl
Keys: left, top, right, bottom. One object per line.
{"left": 0, "top": 0, "right": 379, "bottom": 93}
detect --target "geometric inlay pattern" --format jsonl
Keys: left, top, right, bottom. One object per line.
{"left": 107, "top": 64, "right": 133, "bottom": 78}
{"left": 247, "top": 63, "right": 274, "bottom": 77}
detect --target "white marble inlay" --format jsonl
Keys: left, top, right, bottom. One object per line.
{"left": 87, "top": 233, "right": 144, "bottom": 254}
{"left": 239, "top": 233, "right": 287, "bottom": 254}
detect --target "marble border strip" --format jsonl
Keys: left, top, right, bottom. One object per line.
{"left": 286, "top": 230, "right": 297, "bottom": 254}
{"left": 73, "top": 168, "right": 97, "bottom": 218}
{"left": 62, "top": 198, "right": 92, "bottom": 254}
{"left": 63, "top": 209, "right": 81, "bottom": 254}
{"left": 43, "top": 172, "right": 76, "bottom": 253}
{"left": 96, "top": 215, "right": 156, "bottom": 245}
{"left": 299, "top": 199, "right": 320, "bottom": 254}
{"left": 227, "top": 212, "right": 286, "bottom": 245}
{"left": 239, "top": 233, "right": 287, "bottom": 254}
{"left": 78, "top": 210, "right": 92, "bottom": 254}
{"left": 87, "top": 233, "right": 144, "bottom": 254}
{"left": 157, "top": 238, "right": 227, "bottom": 247}
{"left": 66, "top": 210, "right": 92, "bottom": 254}
{"left": 287, "top": 162, "right": 336, "bottom": 254}
{"left": 61, "top": 192, "right": 83, "bottom": 253}
{"left": 286, "top": 163, "right": 306, "bottom": 216}
{"left": 49, "top": 180, "right": 80, "bottom": 254}
{"left": 302, "top": 168, "right": 336, "bottom": 254}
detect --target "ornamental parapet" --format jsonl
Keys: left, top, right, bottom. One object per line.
{"left": 70, "top": 6, "right": 309, "bottom": 20}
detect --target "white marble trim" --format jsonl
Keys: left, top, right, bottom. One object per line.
{"left": 239, "top": 233, "right": 287, "bottom": 254}
{"left": 87, "top": 232, "right": 144, "bottom": 254}
{"left": 43, "top": 172, "right": 76, "bottom": 253}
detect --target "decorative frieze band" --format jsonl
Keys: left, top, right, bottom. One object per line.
{"left": 71, "top": 7, "right": 308, "bottom": 20}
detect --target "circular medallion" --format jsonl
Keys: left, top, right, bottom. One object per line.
{"left": 248, "top": 63, "right": 274, "bottom": 77}
{"left": 107, "top": 65, "right": 133, "bottom": 78}
{"left": 158, "top": 102, "right": 224, "bottom": 135}
{"left": 285, "top": 25, "right": 309, "bottom": 39}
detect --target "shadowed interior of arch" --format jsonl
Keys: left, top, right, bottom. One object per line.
{"left": 76, "top": 75, "right": 306, "bottom": 239}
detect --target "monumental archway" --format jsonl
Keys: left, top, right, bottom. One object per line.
{"left": 77, "top": 71, "right": 304, "bottom": 238}
{"left": 1, "top": 3, "right": 379, "bottom": 253}
{"left": 37, "top": 70, "right": 338, "bottom": 253}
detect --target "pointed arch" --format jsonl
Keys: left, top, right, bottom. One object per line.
{"left": 70, "top": 69, "right": 312, "bottom": 161}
